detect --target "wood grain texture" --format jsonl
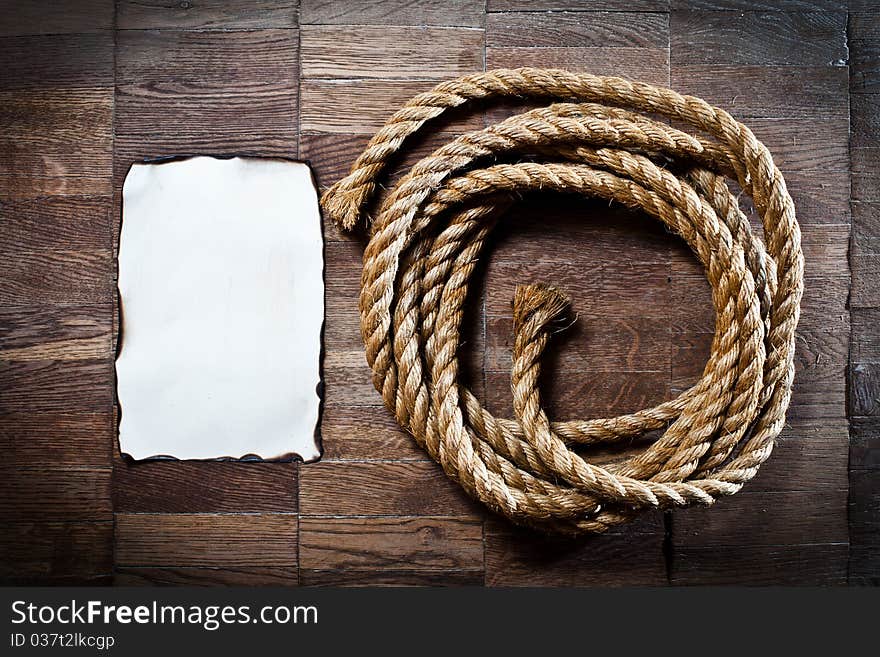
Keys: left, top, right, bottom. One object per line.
{"left": 671, "top": 65, "right": 848, "bottom": 119}
{"left": 301, "top": 26, "right": 484, "bottom": 79}
{"left": 0, "top": 412, "right": 113, "bottom": 468}
{"left": 486, "top": 47, "right": 669, "bottom": 86}
{"left": 302, "top": 0, "right": 484, "bottom": 27}
{"left": 115, "top": 29, "right": 299, "bottom": 165}
{"left": 851, "top": 417, "right": 880, "bottom": 471}
{"left": 300, "top": 462, "right": 481, "bottom": 516}
{"left": 0, "top": 250, "right": 111, "bottom": 305}
{"left": 116, "top": 1, "right": 298, "bottom": 30}
{"left": 301, "top": 79, "right": 484, "bottom": 133}
{"left": 670, "top": 10, "right": 847, "bottom": 66}
{"left": 672, "top": 489, "right": 848, "bottom": 547}
{"left": 319, "top": 405, "right": 427, "bottom": 461}
{"left": 0, "top": 359, "right": 113, "bottom": 413}
{"left": 0, "top": 304, "right": 111, "bottom": 361}
{"left": 113, "top": 567, "right": 298, "bottom": 586}
{"left": 670, "top": 544, "right": 848, "bottom": 585}
{"left": 0, "top": 521, "right": 112, "bottom": 584}
{"left": 489, "top": 0, "right": 670, "bottom": 10}
{"left": 485, "top": 515, "right": 668, "bottom": 587}
{"left": 0, "top": 197, "right": 111, "bottom": 252}
{"left": 0, "top": 468, "right": 112, "bottom": 521}
{"left": 300, "top": 569, "right": 484, "bottom": 586}
{"left": 854, "top": 203, "right": 880, "bottom": 258}
{"left": 300, "top": 517, "right": 483, "bottom": 570}
{"left": 487, "top": 10, "right": 669, "bottom": 48}
{"left": 851, "top": 94, "right": 880, "bottom": 149}
{"left": 852, "top": 148, "right": 879, "bottom": 202}
{"left": 0, "top": 1, "right": 113, "bottom": 36}
{"left": 852, "top": 309, "right": 880, "bottom": 363}
{"left": 115, "top": 514, "right": 298, "bottom": 567}
{"left": 671, "top": 0, "right": 844, "bottom": 9}
{"left": 113, "top": 461, "right": 298, "bottom": 513}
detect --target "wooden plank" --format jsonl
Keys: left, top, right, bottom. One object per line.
{"left": 301, "top": 79, "right": 484, "bottom": 133}
{"left": 0, "top": 521, "right": 112, "bottom": 583}
{"left": 852, "top": 255, "right": 880, "bottom": 309}
{"left": 113, "top": 567, "right": 298, "bottom": 586}
{"left": 851, "top": 417, "right": 880, "bottom": 471}
{"left": 322, "top": 361, "right": 382, "bottom": 408}
{"left": 670, "top": 10, "right": 847, "bottom": 66}
{"left": 0, "top": 33, "right": 113, "bottom": 90}
{"left": 485, "top": 313, "right": 670, "bottom": 373}
{"left": 115, "top": 29, "right": 299, "bottom": 170}
{"left": 117, "top": 1, "right": 298, "bottom": 30}
{"left": 672, "top": 488, "right": 848, "bottom": 548}
{"left": 853, "top": 202, "right": 880, "bottom": 255}
{"left": 851, "top": 39, "right": 880, "bottom": 94}
{"left": 851, "top": 94, "right": 880, "bottom": 149}
{"left": 743, "top": 417, "right": 848, "bottom": 493}
{"left": 320, "top": 405, "right": 427, "bottom": 461}
{"left": 485, "top": 515, "right": 668, "bottom": 586}
{"left": 850, "top": 11, "right": 880, "bottom": 40}
{"left": 852, "top": 148, "right": 879, "bottom": 202}
{"left": 671, "top": 65, "right": 848, "bottom": 119}
{"left": 0, "top": 197, "right": 111, "bottom": 252}
{"left": 0, "top": 412, "right": 112, "bottom": 468}
{"left": 300, "top": 461, "right": 480, "bottom": 516}
{"left": 302, "top": 0, "right": 484, "bottom": 27}
{"left": 300, "top": 569, "right": 483, "bottom": 586}
{"left": 745, "top": 118, "right": 849, "bottom": 173}
{"left": 850, "top": 547, "right": 880, "bottom": 585}
{"left": 487, "top": 11, "right": 669, "bottom": 48}
{"left": 484, "top": 258, "right": 671, "bottom": 318}
{"left": 0, "top": 304, "right": 111, "bottom": 361}
{"left": 781, "top": 169, "right": 851, "bottom": 225}
{"left": 0, "top": 89, "right": 113, "bottom": 197}
{"left": 113, "top": 461, "right": 298, "bottom": 513}
{"left": 300, "top": 517, "right": 483, "bottom": 570}
{"left": 484, "top": 369, "right": 672, "bottom": 420}
{"left": 488, "top": 196, "right": 675, "bottom": 262}
{"left": 115, "top": 514, "right": 298, "bottom": 567}
{"left": 670, "top": 274, "right": 848, "bottom": 336}
{"left": 671, "top": 544, "right": 847, "bottom": 586}
{"left": 852, "top": 309, "right": 880, "bottom": 363}
{"left": 0, "top": 1, "right": 113, "bottom": 36}
{"left": 0, "top": 468, "right": 111, "bottom": 521}
{"left": 670, "top": 0, "right": 844, "bottom": 9}
{"left": 486, "top": 47, "right": 669, "bottom": 86}
{"left": 301, "top": 26, "right": 484, "bottom": 79}
{"left": 851, "top": 362, "right": 880, "bottom": 417}
{"left": 0, "top": 250, "right": 111, "bottom": 305}
{"left": 849, "top": 469, "right": 880, "bottom": 546}
{"left": 489, "top": 0, "right": 670, "bottom": 10}
{"left": 0, "top": 359, "right": 112, "bottom": 413}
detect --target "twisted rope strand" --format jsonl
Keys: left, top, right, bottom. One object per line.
{"left": 321, "top": 68, "right": 803, "bottom": 535}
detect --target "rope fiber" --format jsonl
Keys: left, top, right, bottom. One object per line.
{"left": 320, "top": 68, "right": 804, "bottom": 534}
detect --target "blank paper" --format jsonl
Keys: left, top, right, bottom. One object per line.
{"left": 116, "top": 156, "right": 323, "bottom": 462}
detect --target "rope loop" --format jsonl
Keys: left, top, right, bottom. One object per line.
{"left": 321, "top": 68, "right": 803, "bottom": 534}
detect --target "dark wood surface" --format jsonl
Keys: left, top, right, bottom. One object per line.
{"left": 0, "top": 0, "right": 874, "bottom": 586}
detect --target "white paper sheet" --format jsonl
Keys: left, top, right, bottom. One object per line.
{"left": 116, "top": 156, "right": 323, "bottom": 461}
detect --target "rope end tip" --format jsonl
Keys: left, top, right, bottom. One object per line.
{"left": 513, "top": 283, "right": 572, "bottom": 332}
{"left": 320, "top": 182, "right": 363, "bottom": 232}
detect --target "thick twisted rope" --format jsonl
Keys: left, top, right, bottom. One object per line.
{"left": 320, "top": 68, "right": 803, "bottom": 534}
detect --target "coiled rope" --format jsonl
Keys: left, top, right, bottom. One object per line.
{"left": 321, "top": 68, "right": 803, "bottom": 534}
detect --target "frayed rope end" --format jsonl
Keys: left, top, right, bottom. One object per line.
{"left": 512, "top": 283, "right": 572, "bottom": 333}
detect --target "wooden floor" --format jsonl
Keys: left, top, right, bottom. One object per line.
{"left": 0, "top": 0, "right": 876, "bottom": 586}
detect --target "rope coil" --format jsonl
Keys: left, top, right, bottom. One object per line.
{"left": 321, "top": 68, "right": 803, "bottom": 534}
